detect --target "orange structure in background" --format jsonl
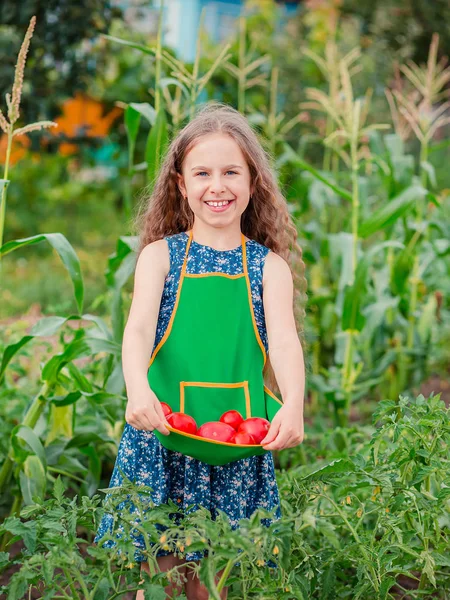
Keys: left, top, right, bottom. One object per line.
{"left": 0, "top": 133, "right": 31, "bottom": 165}
{"left": 53, "top": 93, "right": 122, "bottom": 155}
{"left": 0, "top": 93, "right": 122, "bottom": 164}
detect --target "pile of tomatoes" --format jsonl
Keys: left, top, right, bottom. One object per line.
{"left": 160, "top": 402, "right": 270, "bottom": 445}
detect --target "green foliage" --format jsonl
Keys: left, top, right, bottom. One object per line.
{"left": 1, "top": 394, "right": 449, "bottom": 598}
{"left": 341, "top": 0, "right": 450, "bottom": 65}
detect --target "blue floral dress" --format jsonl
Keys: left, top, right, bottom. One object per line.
{"left": 94, "top": 231, "right": 281, "bottom": 561}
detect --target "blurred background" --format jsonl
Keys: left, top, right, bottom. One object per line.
{"left": 1, "top": 0, "right": 449, "bottom": 318}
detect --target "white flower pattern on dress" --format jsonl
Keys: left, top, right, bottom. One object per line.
{"left": 94, "top": 231, "right": 281, "bottom": 563}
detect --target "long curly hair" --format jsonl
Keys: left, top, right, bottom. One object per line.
{"left": 134, "top": 102, "right": 308, "bottom": 393}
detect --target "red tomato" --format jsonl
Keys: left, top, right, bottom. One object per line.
{"left": 231, "top": 431, "right": 256, "bottom": 445}
{"left": 219, "top": 410, "right": 244, "bottom": 430}
{"left": 160, "top": 402, "right": 172, "bottom": 417}
{"left": 167, "top": 412, "right": 197, "bottom": 435}
{"left": 197, "top": 421, "right": 236, "bottom": 443}
{"left": 238, "top": 417, "right": 270, "bottom": 444}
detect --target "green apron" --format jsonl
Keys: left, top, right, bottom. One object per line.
{"left": 147, "top": 229, "right": 282, "bottom": 466}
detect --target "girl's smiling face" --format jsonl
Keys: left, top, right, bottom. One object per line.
{"left": 177, "top": 132, "right": 253, "bottom": 228}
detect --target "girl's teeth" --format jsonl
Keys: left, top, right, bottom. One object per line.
{"left": 206, "top": 201, "right": 230, "bottom": 207}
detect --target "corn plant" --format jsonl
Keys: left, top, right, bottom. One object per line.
{"left": 279, "top": 36, "right": 448, "bottom": 426}
{"left": 0, "top": 16, "right": 57, "bottom": 256}
{"left": 383, "top": 33, "right": 450, "bottom": 394}
{"left": 0, "top": 233, "right": 140, "bottom": 551}
{"left": 221, "top": 15, "right": 270, "bottom": 114}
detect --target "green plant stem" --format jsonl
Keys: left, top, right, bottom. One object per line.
{"left": 288, "top": 149, "right": 353, "bottom": 201}
{"left": 72, "top": 567, "right": 92, "bottom": 599}
{"left": 90, "top": 568, "right": 107, "bottom": 598}
{"left": 0, "top": 128, "right": 12, "bottom": 259}
{"left": 406, "top": 256, "right": 419, "bottom": 350}
{"left": 108, "top": 587, "right": 143, "bottom": 600}
{"left": 240, "top": 561, "right": 248, "bottom": 600}
{"left": 268, "top": 67, "right": 278, "bottom": 157}
{"left": 216, "top": 557, "right": 235, "bottom": 593}
{"left": 309, "top": 328, "right": 320, "bottom": 414}
{"left": 319, "top": 492, "right": 380, "bottom": 592}
{"left": 190, "top": 9, "right": 204, "bottom": 120}
{"left": 62, "top": 568, "right": 82, "bottom": 600}
{"left": 340, "top": 123, "right": 361, "bottom": 425}
{"left": 47, "top": 466, "right": 85, "bottom": 484}
{"left": 154, "top": 0, "right": 163, "bottom": 114}
{"left": 418, "top": 140, "right": 429, "bottom": 221}
{"left": 400, "top": 138, "right": 429, "bottom": 395}
{"left": 54, "top": 589, "right": 74, "bottom": 600}
{"left": 238, "top": 17, "right": 246, "bottom": 113}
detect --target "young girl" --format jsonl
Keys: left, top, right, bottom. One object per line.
{"left": 95, "top": 103, "right": 306, "bottom": 599}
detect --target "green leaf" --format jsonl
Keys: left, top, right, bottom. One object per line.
{"left": 417, "top": 294, "right": 437, "bottom": 344}
{"left": 0, "top": 314, "right": 113, "bottom": 383}
{"left": 0, "top": 551, "right": 10, "bottom": 568}
{"left": 433, "top": 552, "right": 450, "bottom": 567}
{"left": 46, "top": 403, "right": 74, "bottom": 443}
{"left": 93, "top": 577, "right": 111, "bottom": 600}
{"left": 41, "top": 338, "right": 91, "bottom": 383}
{"left": 105, "top": 236, "right": 138, "bottom": 344}
{"left": 29, "top": 316, "right": 69, "bottom": 336}
{"left": 379, "top": 577, "right": 396, "bottom": 599}
{"left": 125, "top": 105, "right": 141, "bottom": 167}
{"left": 49, "top": 391, "right": 82, "bottom": 407}
{"left": 129, "top": 102, "right": 156, "bottom": 125}
{"left": 0, "top": 233, "right": 83, "bottom": 313}
{"left": 53, "top": 476, "right": 66, "bottom": 503}
{"left": 102, "top": 34, "right": 156, "bottom": 57}
{"left": 341, "top": 241, "right": 404, "bottom": 331}
{"left": 158, "top": 77, "right": 190, "bottom": 99}
{"left": 2, "top": 517, "right": 37, "bottom": 553}
{"left": 20, "top": 455, "right": 46, "bottom": 505}
{"left": 359, "top": 186, "right": 427, "bottom": 238}
{"left": 420, "top": 161, "right": 437, "bottom": 188}
{"left": 0, "top": 335, "right": 33, "bottom": 382}
{"left": 429, "top": 137, "right": 450, "bottom": 154}
{"left": 384, "top": 133, "right": 404, "bottom": 158}
{"left": 301, "top": 458, "right": 356, "bottom": 481}
{"left": 321, "top": 563, "right": 336, "bottom": 599}
{"left": 146, "top": 108, "right": 168, "bottom": 185}
{"left": 11, "top": 425, "right": 47, "bottom": 469}
{"left": 6, "top": 571, "right": 28, "bottom": 600}
{"left": 328, "top": 233, "right": 354, "bottom": 293}
{"left": 279, "top": 144, "right": 352, "bottom": 201}
{"left": 66, "top": 432, "right": 112, "bottom": 449}
{"left": 41, "top": 336, "right": 120, "bottom": 383}
{"left": 143, "top": 584, "right": 169, "bottom": 600}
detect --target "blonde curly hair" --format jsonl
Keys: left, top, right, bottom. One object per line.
{"left": 134, "top": 102, "right": 308, "bottom": 393}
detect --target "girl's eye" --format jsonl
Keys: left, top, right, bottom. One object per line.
{"left": 195, "top": 170, "right": 238, "bottom": 176}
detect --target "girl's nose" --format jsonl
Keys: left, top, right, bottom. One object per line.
{"left": 209, "top": 176, "right": 226, "bottom": 193}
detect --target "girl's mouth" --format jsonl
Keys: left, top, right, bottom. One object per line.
{"left": 204, "top": 199, "right": 235, "bottom": 212}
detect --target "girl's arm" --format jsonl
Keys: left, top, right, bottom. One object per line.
{"left": 260, "top": 251, "right": 305, "bottom": 450}
{"left": 122, "top": 239, "right": 171, "bottom": 435}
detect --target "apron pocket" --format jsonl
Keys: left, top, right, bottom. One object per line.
{"left": 180, "top": 381, "right": 251, "bottom": 428}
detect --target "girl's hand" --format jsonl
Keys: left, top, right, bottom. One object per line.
{"left": 125, "top": 386, "right": 170, "bottom": 436}
{"left": 260, "top": 403, "right": 304, "bottom": 451}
